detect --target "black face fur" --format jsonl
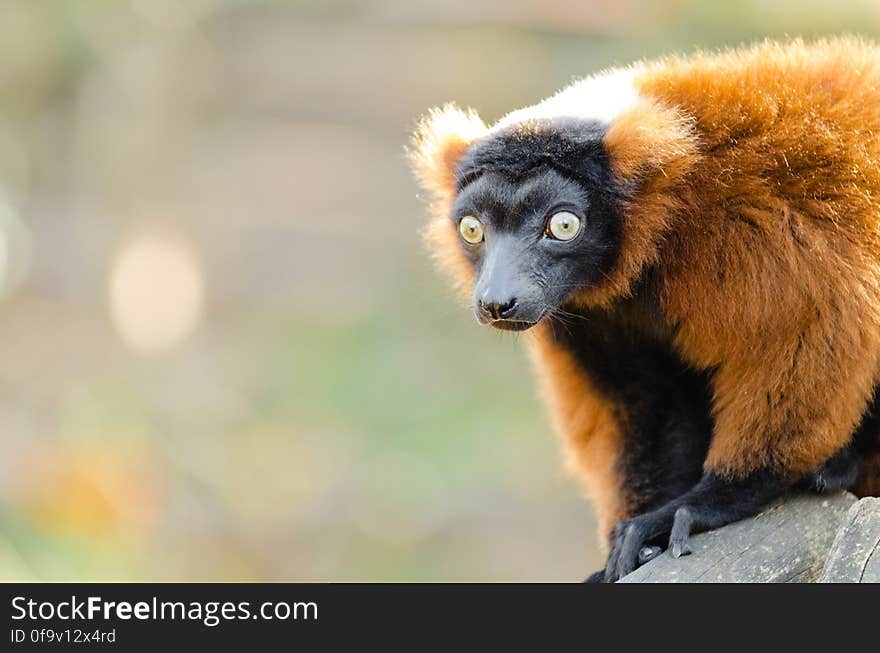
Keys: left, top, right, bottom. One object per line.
{"left": 451, "top": 119, "right": 625, "bottom": 330}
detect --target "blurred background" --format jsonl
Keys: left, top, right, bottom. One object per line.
{"left": 1, "top": 0, "right": 880, "bottom": 581}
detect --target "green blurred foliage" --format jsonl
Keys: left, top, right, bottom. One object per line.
{"left": 0, "top": 0, "right": 878, "bottom": 581}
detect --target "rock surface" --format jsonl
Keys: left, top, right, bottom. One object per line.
{"left": 619, "top": 492, "right": 857, "bottom": 583}
{"left": 818, "top": 497, "right": 880, "bottom": 583}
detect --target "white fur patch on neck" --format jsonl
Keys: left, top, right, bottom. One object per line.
{"left": 492, "top": 66, "right": 642, "bottom": 131}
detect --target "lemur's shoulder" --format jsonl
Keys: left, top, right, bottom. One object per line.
{"left": 638, "top": 37, "right": 880, "bottom": 225}
{"left": 639, "top": 36, "right": 880, "bottom": 138}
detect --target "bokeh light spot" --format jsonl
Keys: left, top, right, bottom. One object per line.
{"left": 109, "top": 228, "right": 204, "bottom": 354}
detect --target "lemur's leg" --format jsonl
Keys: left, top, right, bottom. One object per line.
{"left": 607, "top": 209, "right": 880, "bottom": 583}
{"left": 602, "top": 318, "right": 880, "bottom": 580}
{"left": 602, "top": 376, "right": 878, "bottom": 581}
{"left": 603, "top": 441, "right": 870, "bottom": 582}
{"left": 603, "top": 471, "right": 789, "bottom": 582}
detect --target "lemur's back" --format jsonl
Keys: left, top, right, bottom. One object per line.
{"left": 640, "top": 38, "right": 880, "bottom": 238}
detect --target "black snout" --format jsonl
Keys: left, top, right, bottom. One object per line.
{"left": 477, "top": 297, "right": 518, "bottom": 321}
{"left": 472, "top": 235, "right": 541, "bottom": 330}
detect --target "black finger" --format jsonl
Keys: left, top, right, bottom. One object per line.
{"left": 669, "top": 506, "right": 694, "bottom": 558}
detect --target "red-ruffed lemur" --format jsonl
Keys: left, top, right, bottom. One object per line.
{"left": 410, "top": 38, "right": 880, "bottom": 582}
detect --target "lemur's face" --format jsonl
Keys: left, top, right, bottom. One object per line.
{"left": 413, "top": 93, "right": 696, "bottom": 326}
{"left": 451, "top": 166, "right": 620, "bottom": 331}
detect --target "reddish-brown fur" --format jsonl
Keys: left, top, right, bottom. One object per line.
{"left": 411, "top": 38, "right": 880, "bottom": 538}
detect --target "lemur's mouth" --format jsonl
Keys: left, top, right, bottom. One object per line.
{"left": 474, "top": 306, "right": 545, "bottom": 331}
{"left": 489, "top": 319, "right": 537, "bottom": 332}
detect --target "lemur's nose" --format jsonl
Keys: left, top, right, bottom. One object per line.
{"left": 478, "top": 297, "right": 518, "bottom": 320}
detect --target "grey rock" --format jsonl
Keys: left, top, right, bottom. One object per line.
{"left": 818, "top": 497, "right": 880, "bottom": 583}
{"left": 619, "top": 492, "right": 856, "bottom": 583}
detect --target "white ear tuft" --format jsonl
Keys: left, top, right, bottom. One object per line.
{"left": 409, "top": 104, "right": 487, "bottom": 197}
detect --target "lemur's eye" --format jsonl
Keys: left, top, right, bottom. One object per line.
{"left": 458, "top": 216, "right": 484, "bottom": 244}
{"left": 546, "top": 211, "right": 581, "bottom": 241}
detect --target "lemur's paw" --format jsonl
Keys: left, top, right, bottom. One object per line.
{"left": 604, "top": 507, "right": 697, "bottom": 581}
{"left": 604, "top": 514, "right": 667, "bottom": 582}
{"left": 810, "top": 445, "right": 860, "bottom": 494}
{"left": 583, "top": 547, "right": 658, "bottom": 582}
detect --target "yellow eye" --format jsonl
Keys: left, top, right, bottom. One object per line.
{"left": 547, "top": 211, "right": 581, "bottom": 241}
{"left": 458, "top": 216, "right": 484, "bottom": 244}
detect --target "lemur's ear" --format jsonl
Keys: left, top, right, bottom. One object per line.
{"left": 603, "top": 98, "right": 700, "bottom": 185}
{"left": 409, "top": 104, "right": 487, "bottom": 197}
